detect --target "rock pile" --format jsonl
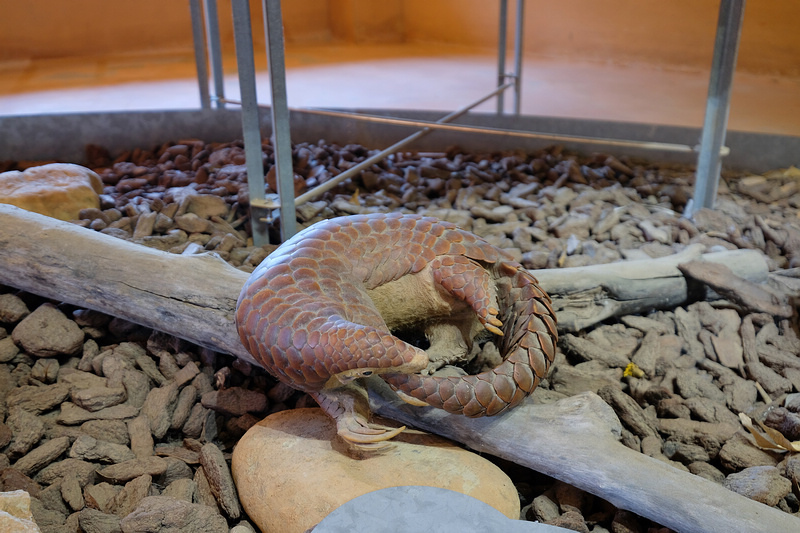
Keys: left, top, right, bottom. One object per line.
{"left": 1, "top": 138, "right": 799, "bottom": 531}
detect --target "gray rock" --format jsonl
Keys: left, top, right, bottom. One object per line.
{"left": 688, "top": 461, "right": 726, "bottom": 484}
{"left": 200, "top": 387, "right": 268, "bottom": 417}
{"left": 69, "top": 435, "right": 136, "bottom": 464}
{"left": 119, "top": 496, "right": 228, "bottom": 533}
{"left": 84, "top": 482, "right": 120, "bottom": 514}
{"left": 127, "top": 415, "right": 154, "bottom": 459}
{"left": 12, "top": 303, "right": 84, "bottom": 357}
{"left": 7, "top": 383, "right": 71, "bottom": 414}
{"left": 141, "top": 384, "right": 179, "bottom": 439}
{"left": 549, "top": 361, "right": 622, "bottom": 396}
{"left": 34, "top": 458, "right": 98, "bottom": 487}
{"left": 13, "top": 436, "right": 71, "bottom": 476}
{"left": 657, "top": 418, "right": 738, "bottom": 459}
{"left": 6, "top": 407, "right": 45, "bottom": 457}
{"left": 108, "top": 474, "right": 154, "bottom": 518}
{"left": 58, "top": 402, "right": 140, "bottom": 425}
{"left": 72, "top": 386, "right": 127, "bottom": 412}
{"left": 78, "top": 507, "right": 122, "bottom": 533}
{"left": 199, "top": 442, "right": 241, "bottom": 519}
{"left": 662, "top": 440, "right": 710, "bottom": 464}
{"left": 631, "top": 332, "right": 683, "bottom": 378}
{"left": 0, "top": 293, "right": 30, "bottom": 323}
{"left": 0, "top": 336, "right": 20, "bottom": 362}
{"left": 531, "top": 492, "right": 560, "bottom": 523}
{"left": 597, "top": 385, "right": 658, "bottom": 439}
{"left": 674, "top": 369, "right": 726, "bottom": 403}
{"left": 718, "top": 433, "right": 781, "bottom": 471}
{"left": 723, "top": 466, "right": 791, "bottom": 506}
{"left": 81, "top": 420, "right": 130, "bottom": 446}
{"left": 161, "top": 478, "right": 196, "bottom": 503}
{"left": 97, "top": 456, "right": 168, "bottom": 484}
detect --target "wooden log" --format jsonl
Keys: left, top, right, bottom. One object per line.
{"left": 1, "top": 203, "right": 796, "bottom": 532}
{"left": 0, "top": 205, "right": 769, "bottom": 343}
{"left": 368, "top": 383, "right": 800, "bottom": 533}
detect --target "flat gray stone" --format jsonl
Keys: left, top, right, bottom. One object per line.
{"left": 313, "top": 486, "right": 571, "bottom": 533}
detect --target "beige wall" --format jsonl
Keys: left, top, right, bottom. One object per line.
{"left": 1, "top": 1, "right": 798, "bottom": 75}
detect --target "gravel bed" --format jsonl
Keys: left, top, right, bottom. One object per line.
{"left": 1, "top": 138, "right": 799, "bottom": 532}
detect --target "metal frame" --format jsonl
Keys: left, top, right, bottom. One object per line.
{"left": 189, "top": 0, "right": 745, "bottom": 241}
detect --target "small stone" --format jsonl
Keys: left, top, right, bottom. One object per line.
{"left": 657, "top": 419, "right": 738, "bottom": 459}
{"left": 200, "top": 387, "right": 267, "bottom": 417}
{"left": 232, "top": 408, "right": 520, "bottom": 532}
{"left": 69, "top": 435, "right": 136, "bottom": 464}
{"left": 58, "top": 402, "right": 140, "bottom": 425}
{"left": 7, "top": 383, "right": 71, "bottom": 414}
{"left": 158, "top": 457, "right": 193, "bottom": 487}
{"left": 674, "top": 369, "right": 726, "bottom": 403}
{"left": 141, "top": 384, "right": 179, "bottom": 439}
{"left": 723, "top": 466, "right": 791, "bottom": 506}
{"left": 119, "top": 496, "right": 227, "bottom": 533}
{"left": 688, "top": 461, "right": 726, "bottom": 484}
{"left": 127, "top": 415, "right": 154, "bottom": 459}
{"left": 12, "top": 303, "right": 85, "bottom": 358}
{"left": 108, "top": 474, "right": 153, "bottom": 518}
{"left": 611, "top": 509, "right": 644, "bottom": 533}
{"left": 531, "top": 492, "right": 560, "bottom": 522}
{"left": 83, "top": 482, "right": 120, "bottom": 514}
{"left": 6, "top": 407, "right": 45, "bottom": 457}
{"left": 718, "top": 433, "right": 780, "bottom": 471}
{"left": 631, "top": 332, "right": 683, "bottom": 378}
{"left": 71, "top": 387, "right": 127, "bottom": 412}
{"left": 662, "top": 440, "right": 710, "bottom": 464}
{"left": 170, "top": 386, "right": 197, "bottom": 431}
{"left": 0, "top": 336, "right": 20, "bottom": 362}
{"left": 97, "top": 456, "right": 168, "bottom": 483}
{"left": 30, "top": 358, "right": 59, "bottom": 384}
{"left": 546, "top": 510, "right": 590, "bottom": 533}
{"left": 13, "top": 436, "right": 71, "bottom": 476}
{"left": 549, "top": 361, "right": 622, "bottom": 396}
{"left": 0, "top": 293, "right": 30, "bottom": 323}
{"left": 597, "top": 385, "right": 658, "bottom": 439}
{"left": 61, "top": 473, "right": 85, "bottom": 512}
{"left": 162, "top": 478, "right": 196, "bottom": 503}
{"left": 199, "top": 443, "right": 241, "bottom": 519}
{"left": 77, "top": 507, "right": 122, "bottom": 533}
{"left": 35, "top": 458, "right": 98, "bottom": 487}
{"left": 120, "top": 369, "right": 150, "bottom": 408}
{"left": 81, "top": 420, "right": 130, "bottom": 446}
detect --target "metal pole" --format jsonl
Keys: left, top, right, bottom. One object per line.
{"left": 231, "top": 0, "right": 270, "bottom": 246}
{"left": 293, "top": 82, "right": 515, "bottom": 206}
{"left": 496, "top": 0, "right": 508, "bottom": 115}
{"left": 262, "top": 0, "right": 297, "bottom": 241}
{"left": 189, "top": 0, "right": 211, "bottom": 109}
{"left": 690, "top": 0, "right": 745, "bottom": 215}
{"left": 512, "top": 0, "right": 525, "bottom": 115}
{"left": 202, "top": 0, "right": 226, "bottom": 109}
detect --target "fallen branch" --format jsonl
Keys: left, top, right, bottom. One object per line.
{"left": 1, "top": 204, "right": 795, "bottom": 532}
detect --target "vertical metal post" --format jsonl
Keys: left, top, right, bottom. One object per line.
{"left": 512, "top": 0, "right": 525, "bottom": 115}
{"left": 231, "top": 0, "right": 270, "bottom": 246}
{"left": 263, "top": 0, "right": 297, "bottom": 240}
{"left": 496, "top": 0, "right": 508, "bottom": 115}
{"left": 189, "top": 0, "right": 211, "bottom": 109}
{"left": 202, "top": 0, "right": 226, "bottom": 109}
{"left": 691, "top": 0, "right": 746, "bottom": 214}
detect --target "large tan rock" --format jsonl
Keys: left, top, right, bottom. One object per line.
{"left": 0, "top": 490, "right": 40, "bottom": 532}
{"left": 231, "top": 408, "right": 520, "bottom": 533}
{"left": 0, "top": 163, "right": 103, "bottom": 221}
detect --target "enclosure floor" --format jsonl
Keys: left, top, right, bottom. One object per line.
{"left": 1, "top": 43, "right": 799, "bottom": 136}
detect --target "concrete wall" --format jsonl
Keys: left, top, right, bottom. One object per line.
{"left": 1, "top": 1, "right": 798, "bottom": 74}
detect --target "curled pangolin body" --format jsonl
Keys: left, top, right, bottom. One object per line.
{"left": 235, "top": 212, "right": 557, "bottom": 419}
